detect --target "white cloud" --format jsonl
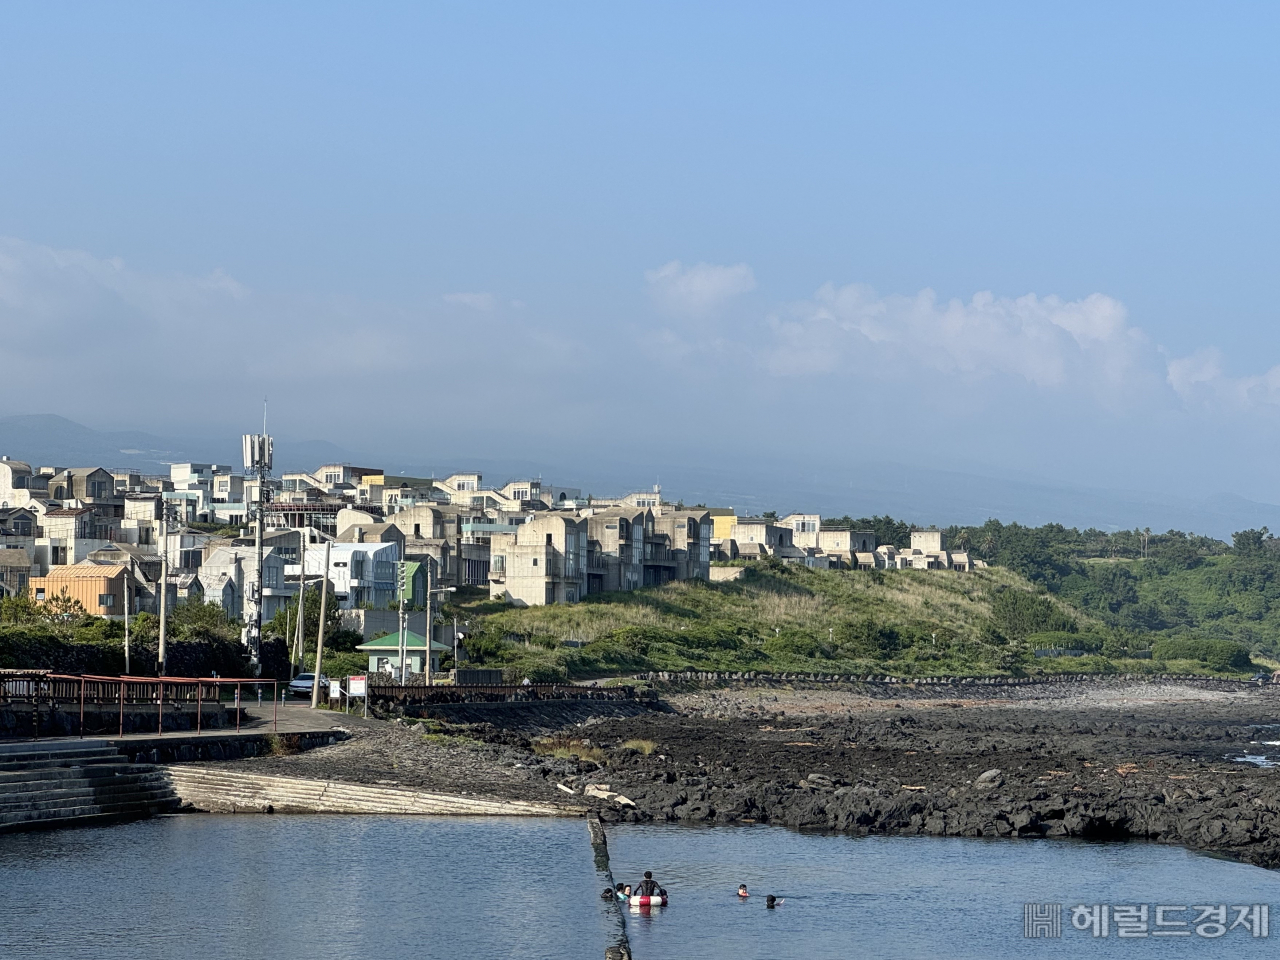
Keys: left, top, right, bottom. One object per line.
{"left": 443, "top": 291, "right": 496, "bottom": 311}
{"left": 0, "top": 236, "right": 581, "bottom": 442}
{"left": 1167, "top": 347, "right": 1280, "bottom": 411}
{"left": 645, "top": 260, "right": 756, "bottom": 318}
{"left": 764, "top": 283, "right": 1159, "bottom": 401}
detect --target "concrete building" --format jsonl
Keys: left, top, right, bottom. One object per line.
{"left": 816, "top": 527, "right": 876, "bottom": 566}
{"left": 302, "top": 541, "right": 401, "bottom": 610}
{"left": 200, "top": 545, "right": 294, "bottom": 620}
{"left": 488, "top": 513, "right": 586, "bottom": 606}
{"left": 584, "top": 507, "right": 646, "bottom": 593}
{"left": 781, "top": 513, "right": 821, "bottom": 550}
{"left": 0, "top": 548, "right": 32, "bottom": 598}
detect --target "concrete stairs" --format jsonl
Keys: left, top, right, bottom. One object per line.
{"left": 167, "top": 766, "right": 584, "bottom": 817}
{"left": 0, "top": 740, "right": 180, "bottom": 833}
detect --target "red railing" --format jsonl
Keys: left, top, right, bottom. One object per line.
{"left": 0, "top": 673, "right": 279, "bottom": 739}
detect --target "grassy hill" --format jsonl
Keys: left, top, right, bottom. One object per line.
{"left": 449, "top": 559, "right": 1255, "bottom": 682}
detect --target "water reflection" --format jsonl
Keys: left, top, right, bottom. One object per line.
{"left": 0, "top": 814, "right": 613, "bottom": 960}
{"left": 606, "top": 824, "right": 1280, "bottom": 960}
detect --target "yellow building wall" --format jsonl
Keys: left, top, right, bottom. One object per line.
{"left": 30, "top": 572, "right": 125, "bottom": 616}
{"left": 712, "top": 514, "right": 737, "bottom": 541}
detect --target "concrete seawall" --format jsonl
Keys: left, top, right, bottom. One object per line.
{"left": 168, "top": 766, "right": 586, "bottom": 816}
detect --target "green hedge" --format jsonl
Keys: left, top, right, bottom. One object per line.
{"left": 1150, "top": 637, "right": 1253, "bottom": 672}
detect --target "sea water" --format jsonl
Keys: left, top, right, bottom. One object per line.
{"left": 607, "top": 823, "right": 1280, "bottom": 959}
{"left": 2, "top": 815, "right": 1278, "bottom": 959}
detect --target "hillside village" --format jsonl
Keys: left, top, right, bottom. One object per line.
{"left": 0, "top": 450, "right": 981, "bottom": 642}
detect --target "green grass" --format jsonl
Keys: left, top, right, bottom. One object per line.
{"left": 453, "top": 561, "right": 1256, "bottom": 680}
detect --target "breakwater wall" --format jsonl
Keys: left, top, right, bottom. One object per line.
{"left": 589, "top": 816, "right": 633, "bottom": 960}
{"left": 369, "top": 682, "right": 653, "bottom": 708}
{"left": 376, "top": 696, "right": 663, "bottom": 733}
{"left": 638, "top": 671, "right": 1270, "bottom": 696}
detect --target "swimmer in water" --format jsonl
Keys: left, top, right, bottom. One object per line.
{"left": 766, "top": 895, "right": 784, "bottom": 908}
{"left": 738, "top": 885, "right": 750, "bottom": 898}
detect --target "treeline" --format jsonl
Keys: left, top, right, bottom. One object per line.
{"left": 0, "top": 593, "right": 290, "bottom": 677}
{"left": 838, "top": 515, "right": 1279, "bottom": 658}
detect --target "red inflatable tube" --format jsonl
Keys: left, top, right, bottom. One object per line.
{"left": 629, "top": 895, "right": 668, "bottom": 906}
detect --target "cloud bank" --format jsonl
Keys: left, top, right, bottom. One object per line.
{"left": 5, "top": 235, "right": 1280, "bottom": 504}
{"left": 645, "top": 260, "right": 756, "bottom": 317}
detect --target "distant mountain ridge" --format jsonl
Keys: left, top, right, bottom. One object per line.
{"left": 2, "top": 414, "right": 1278, "bottom": 540}
{"left": 0, "top": 414, "right": 355, "bottom": 475}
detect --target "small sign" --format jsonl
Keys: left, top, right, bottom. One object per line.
{"left": 347, "top": 675, "right": 367, "bottom": 697}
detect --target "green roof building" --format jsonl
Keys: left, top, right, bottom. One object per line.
{"left": 355, "top": 630, "right": 453, "bottom": 678}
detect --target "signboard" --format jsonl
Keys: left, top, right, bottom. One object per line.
{"left": 347, "top": 675, "right": 367, "bottom": 697}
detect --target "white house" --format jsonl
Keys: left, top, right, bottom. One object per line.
{"left": 302, "top": 541, "right": 401, "bottom": 610}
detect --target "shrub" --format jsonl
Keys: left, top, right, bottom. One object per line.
{"left": 988, "top": 588, "right": 1076, "bottom": 642}
{"left": 1150, "top": 637, "right": 1252, "bottom": 672}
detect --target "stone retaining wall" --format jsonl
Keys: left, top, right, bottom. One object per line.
{"left": 0, "top": 702, "right": 237, "bottom": 739}
{"left": 111, "top": 729, "right": 346, "bottom": 765}
{"left": 377, "top": 697, "right": 662, "bottom": 732}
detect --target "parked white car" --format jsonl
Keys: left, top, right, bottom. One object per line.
{"left": 288, "top": 673, "right": 328, "bottom": 698}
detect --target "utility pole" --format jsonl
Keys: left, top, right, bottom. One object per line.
{"left": 397, "top": 560, "right": 408, "bottom": 684}
{"left": 310, "top": 540, "right": 331, "bottom": 709}
{"left": 425, "top": 559, "right": 433, "bottom": 687}
{"left": 123, "top": 581, "right": 131, "bottom": 675}
{"left": 241, "top": 432, "right": 273, "bottom": 675}
{"left": 158, "top": 508, "right": 168, "bottom": 675}
{"left": 292, "top": 547, "right": 307, "bottom": 677}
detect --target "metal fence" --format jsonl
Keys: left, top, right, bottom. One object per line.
{"left": 0, "top": 671, "right": 280, "bottom": 739}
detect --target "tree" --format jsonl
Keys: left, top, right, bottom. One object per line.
{"left": 979, "top": 532, "right": 997, "bottom": 557}
{"left": 1233, "top": 527, "right": 1271, "bottom": 555}
{"left": 41, "top": 588, "right": 88, "bottom": 622}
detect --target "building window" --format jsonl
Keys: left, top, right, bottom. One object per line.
{"left": 263, "top": 567, "right": 280, "bottom": 589}
{"left": 35, "top": 588, "right": 45, "bottom": 600}
{"left": 492, "top": 555, "right": 506, "bottom": 574}
{"left": 98, "top": 593, "right": 115, "bottom": 608}
{"left": 324, "top": 472, "right": 341, "bottom": 484}
{"left": 531, "top": 557, "right": 538, "bottom": 567}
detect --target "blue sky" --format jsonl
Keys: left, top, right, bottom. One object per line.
{"left": 4, "top": 4, "right": 1280, "bottom": 517}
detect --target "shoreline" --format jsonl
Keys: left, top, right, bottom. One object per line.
{"left": 203, "top": 680, "right": 1280, "bottom": 870}
{"left": 559, "top": 681, "right": 1280, "bottom": 870}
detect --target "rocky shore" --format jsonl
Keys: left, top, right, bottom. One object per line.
{"left": 569, "top": 681, "right": 1280, "bottom": 869}
{"left": 221, "top": 679, "right": 1280, "bottom": 870}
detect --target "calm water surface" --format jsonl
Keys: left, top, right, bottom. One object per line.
{"left": 607, "top": 824, "right": 1280, "bottom": 959}
{"left": 3, "top": 815, "right": 1280, "bottom": 960}
{"left": 0, "top": 814, "right": 613, "bottom": 960}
